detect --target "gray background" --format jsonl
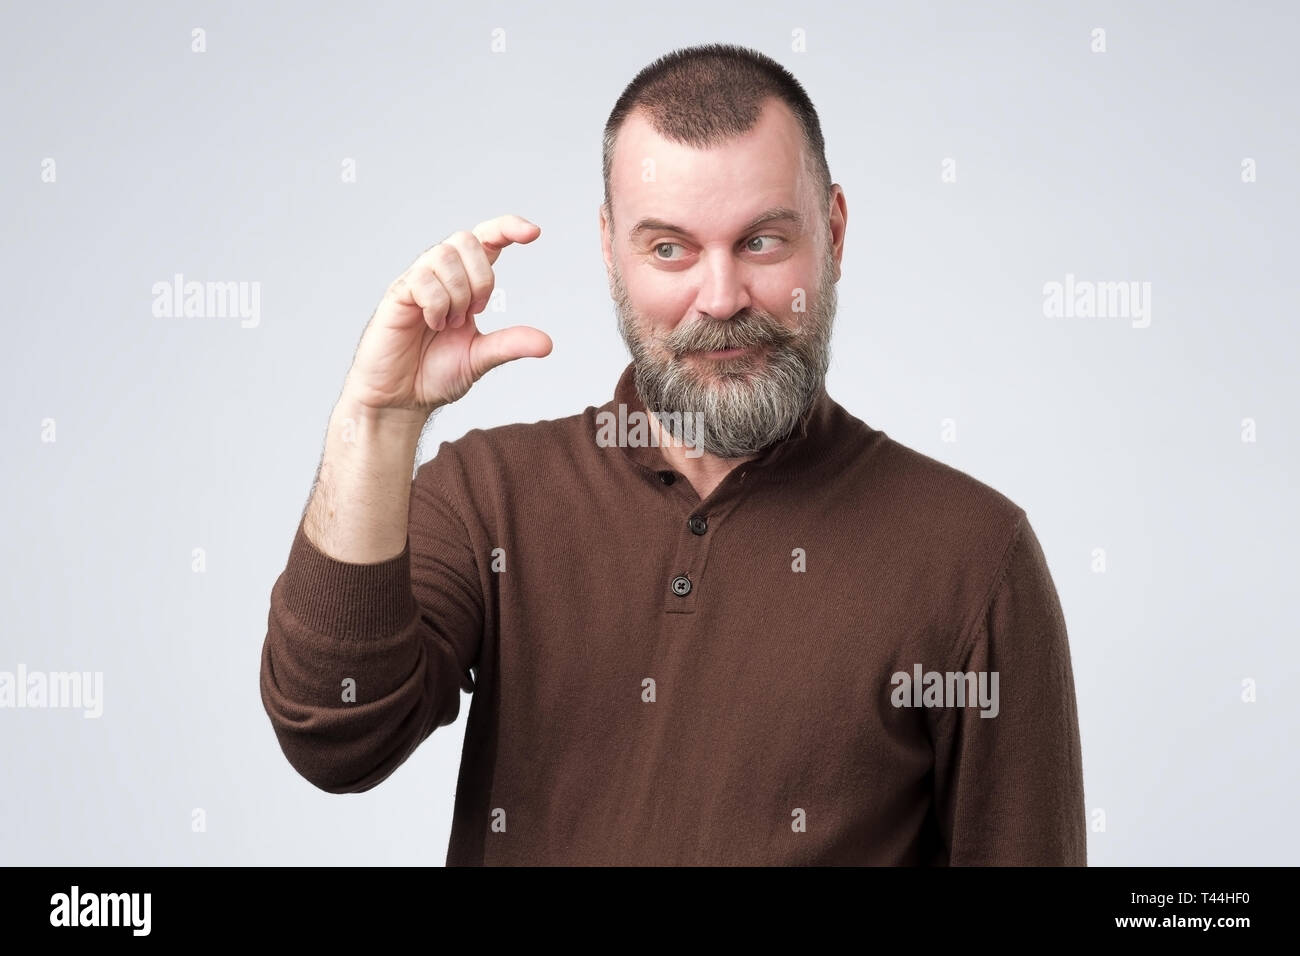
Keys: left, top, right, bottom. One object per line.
{"left": 1, "top": 0, "right": 1296, "bottom": 865}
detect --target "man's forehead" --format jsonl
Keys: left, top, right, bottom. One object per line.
{"left": 609, "top": 101, "right": 810, "bottom": 235}
{"left": 627, "top": 206, "right": 806, "bottom": 243}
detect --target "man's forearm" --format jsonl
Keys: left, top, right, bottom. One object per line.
{"left": 302, "top": 392, "right": 432, "bottom": 563}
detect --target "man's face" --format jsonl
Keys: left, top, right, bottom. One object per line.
{"left": 601, "top": 98, "right": 844, "bottom": 459}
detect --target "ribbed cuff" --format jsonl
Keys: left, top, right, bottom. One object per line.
{"left": 279, "top": 518, "right": 417, "bottom": 640}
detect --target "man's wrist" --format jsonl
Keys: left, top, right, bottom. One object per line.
{"left": 332, "top": 392, "right": 433, "bottom": 446}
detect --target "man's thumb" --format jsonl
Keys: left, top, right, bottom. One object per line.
{"left": 469, "top": 326, "right": 553, "bottom": 379}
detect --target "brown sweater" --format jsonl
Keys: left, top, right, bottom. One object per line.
{"left": 259, "top": 361, "right": 1087, "bottom": 865}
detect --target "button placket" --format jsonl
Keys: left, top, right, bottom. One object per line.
{"left": 650, "top": 460, "right": 758, "bottom": 615}
{"left": 663, "top": 506, "right": 727, "bottom": 615}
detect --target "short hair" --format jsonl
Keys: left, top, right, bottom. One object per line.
{"left": 601, "top": 43, "right": 832, "bottom": 223}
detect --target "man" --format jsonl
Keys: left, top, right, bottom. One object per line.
{"left": 259, "top": 43, "right": 1087, "bottom": 866}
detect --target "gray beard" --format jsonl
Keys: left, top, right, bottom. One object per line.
{"left": 613, "top": 254, "right": 838, "bottom": 459}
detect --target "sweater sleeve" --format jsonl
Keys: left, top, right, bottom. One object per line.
{"left": 258, "top": 454, "right": 483, "bottom": 794}
{"left": 928, "top": 513, "right": 1087, "bottom": 865}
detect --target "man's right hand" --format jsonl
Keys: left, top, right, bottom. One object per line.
{"left": 342, "top": 214, "right": 552, "bottom": 422}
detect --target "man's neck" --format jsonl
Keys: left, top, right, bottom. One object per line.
{"left": 646, "top": 413, "right": 758, "bottom": 502}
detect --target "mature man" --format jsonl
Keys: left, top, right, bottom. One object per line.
{"left": 259, "top": 43, "right": 1087, "bottom": 865}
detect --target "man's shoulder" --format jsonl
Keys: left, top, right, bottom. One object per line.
{"left": 870, "top": 432, "right": 1023, "bottom": 519}
{"left": 828, "top": 420, "right": 1043, "bottom": 637}
{"left": 413, "top": 400, "right": 604, "bottom": 488}
{"left": 842, "top": 421, "right": 1029, "bottom": 564}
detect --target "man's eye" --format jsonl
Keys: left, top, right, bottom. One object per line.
{"left": 746, "top": 235, "right": 782, "bottom": 253}
{"left": 653, "top": 242, "right": 684, "bottom": 260}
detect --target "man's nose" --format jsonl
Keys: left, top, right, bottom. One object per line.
{"left": 692, "top": 250, "right": 751, "bottom": 321}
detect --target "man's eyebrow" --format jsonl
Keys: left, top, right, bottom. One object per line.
{"left": 628, "top": 206, "right": 805, "bottom": 242}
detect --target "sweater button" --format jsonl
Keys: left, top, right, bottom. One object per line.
{"left": 670, "top": 575, "right": 692, "bottom": 596}
{"left": 688, "top": 515, "right": 708, "bottom": 535}
{"left": 659, "top": 471, "right": 676, "bottom": 485}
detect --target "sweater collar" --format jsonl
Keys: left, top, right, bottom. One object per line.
{"left": 602, "top": 360, "right": 838, "bottom": 480}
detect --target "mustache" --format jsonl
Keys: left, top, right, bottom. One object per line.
{"left": 663, "top": 311, "right": 797, "bottom": 356}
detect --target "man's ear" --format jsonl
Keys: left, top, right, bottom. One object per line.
{"left": 599, "top": 201, "right": 614, "bottom": 273}
{"left": 828, "top": 184, "right": 847, "bottom": 281}
{"left": 599, "top": 202, "right": 617, "bottom": 294}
